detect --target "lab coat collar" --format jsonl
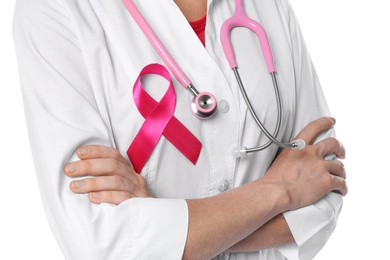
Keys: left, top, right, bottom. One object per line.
{"left": 88, "top": 0, "right": 213, "bottom": 82}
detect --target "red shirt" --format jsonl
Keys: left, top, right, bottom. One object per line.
{"left": 189, "top": 15, "right": 206, "bottom": 46}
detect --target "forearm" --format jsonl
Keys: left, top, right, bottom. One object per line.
{"left": 182, "top": 118, "right": 347, "bottom": 259}
{"left": 183, "top": 180, "right": 290, "bottom": 259}
{"left": 226, "top": 214, "right": 295, "bottom": 253}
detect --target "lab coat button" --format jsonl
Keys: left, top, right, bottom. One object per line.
{"left": 218, "top": 181, "right": 229, "bottom": 192}
{"left": 218, "top": 100, "right": 230, "bottom": 113}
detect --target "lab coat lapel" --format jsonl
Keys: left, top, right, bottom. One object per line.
{"left": 88, "top": 0, "right": 213, "bottom": 84}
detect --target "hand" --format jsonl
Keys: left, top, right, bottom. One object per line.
{"left": 263, "top": 117, "right": 347, "bottom": 211}
{"left": 64, "top": 145, "right": 152, "bottom": 205}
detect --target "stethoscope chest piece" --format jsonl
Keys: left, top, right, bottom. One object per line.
{"left": 191, "top": 91, "right": 217, "bottom": 119}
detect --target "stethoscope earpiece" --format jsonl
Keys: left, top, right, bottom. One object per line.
{"left": 231, "top": 146, "right": 247, "bottom": 158}
{"left": 291, "top": 139, "right": 306, "bottom": 150}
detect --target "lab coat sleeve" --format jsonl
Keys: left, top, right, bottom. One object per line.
{"left": 275, "top": 1, "right": 344, "bottom": 259}
{"left": 13, "top": 0, "right": 188, "bottom": 259}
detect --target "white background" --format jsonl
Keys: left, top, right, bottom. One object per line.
{"left": 1, "top": 0, "right": 389, "bottom": 259}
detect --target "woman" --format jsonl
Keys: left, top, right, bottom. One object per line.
{"left": 13, "top": 0, "right": 347, "bottom": 259}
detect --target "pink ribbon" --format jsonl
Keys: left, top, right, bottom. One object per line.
{"left": 127, "top": 64, "right": 202, "bottom": 173}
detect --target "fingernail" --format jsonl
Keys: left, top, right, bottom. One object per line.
{"left": 90, "top": 192, "right": 101, "bottom": 199}
{"left": 78, "top": 147, "right": 89, "bottom": 156}
{"left": 329, "top": 117, "right": 336, "bottom": 124}
{"left": 65, "top": 163, "right": 78, "bottom": 173}
{"left": 72, "top": 180, "right": 84, "bottom": 189}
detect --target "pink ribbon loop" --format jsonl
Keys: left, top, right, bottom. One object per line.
{"left": 127, "top": 64, "right": 202, "bottom": 173}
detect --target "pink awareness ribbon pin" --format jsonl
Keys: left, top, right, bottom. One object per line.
{"left": 127, "top": 64, "right": 202, "bottom": 173}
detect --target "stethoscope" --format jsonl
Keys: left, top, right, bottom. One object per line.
{"left": 123, "top": 0, "right": 306, "bottom": 157}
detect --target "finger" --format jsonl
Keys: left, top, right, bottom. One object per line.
{"left": 293, "top": 117, "right": 336, "bottom": 145}
{"left": 331, "top": 175, "right": 348, "bottom": 196}
{"left": 65, "top": 158, "right": 135, "bottom": 177}
{"left": 316, "top": 138, "right": 346, "bottom": 159}
{"left": 70, "top": 175, "right": 131, "bottom": 193}
{"left": 77, "top": 145, "right": 128, "bottom": 164}
{"left": 88, "top": 191, "right": 132, "bottom": 205}
{"left": 327, "top": 159, "right": 346, "bottom": 180}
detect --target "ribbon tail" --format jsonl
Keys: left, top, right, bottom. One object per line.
{"left": 163, "top": 117, "right": 202, "bottom": 165}
{"left": 127, "top": 123, "right": 163, "bottom": 173}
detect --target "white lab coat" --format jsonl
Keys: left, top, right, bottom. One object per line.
{"left": 13, "top": 0, "right": 342, "bottom": 259}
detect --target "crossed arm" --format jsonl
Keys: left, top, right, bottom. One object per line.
{"left": 64, "top": 117, "right": 347, "bottom": 259}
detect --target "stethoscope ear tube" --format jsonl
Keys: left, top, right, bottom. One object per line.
{"left": 232, "top": 139, "right": 306, "bottom": 158}
{"left": 221, "top": 0, "right": 307, "bottom": 154}
{"left": 220, "top": 0, "right": 276, "bottom": 73}
{"left": 231, "top": 68, "right": 306, "bottom": 156}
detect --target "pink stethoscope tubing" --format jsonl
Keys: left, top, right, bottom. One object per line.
{"left": 123, "top": 0, "right": 217, "bottom": 119}
{"left": 220, "top": 0, "right": 275, "bottom": 72}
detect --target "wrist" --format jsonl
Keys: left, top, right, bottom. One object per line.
{"left": 254, "top": 179, "right": 291, "bottom": 215}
